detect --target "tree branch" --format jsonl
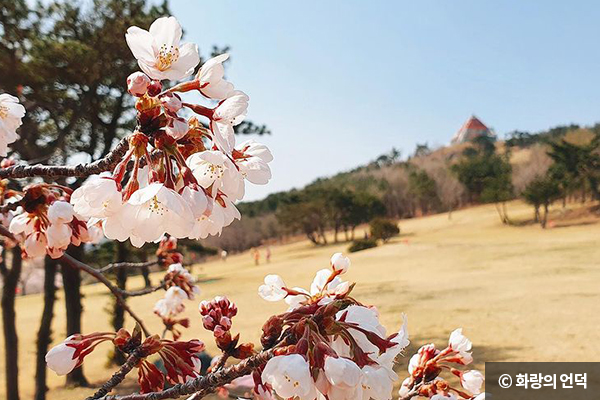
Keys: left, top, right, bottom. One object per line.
{"left": 0, "top": 136, "right": 129, "bottom": 179}
{"left": 100, "top": 348, "right": 278, "bottom": 400}
{"left": 121, "top": 282, "right": 166, "bottom": 298}
{"left": 59, "top": 254, "right": 151, "bottom": 337}
{"left": 99, "top": 260, "right": 158, "bottom": 274}
{"left": 86, "top": 349, "right": 144, "bottom": 400}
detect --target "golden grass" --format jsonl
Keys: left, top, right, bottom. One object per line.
{"left": 1, "top": 200, "right": 599, "bottom": 399}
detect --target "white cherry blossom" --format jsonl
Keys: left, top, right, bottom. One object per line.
{"left": 46, "top": 223, "right": 72, "bottom": 251}
{"left": 23, "top": 232, "right": 47, "bottom": 259}
{"left": 8, "top": 212, "right": 34, "bottom": 237}
{"left": 461, "top": 370, "right": 484, "bottom": 395}
{"left": 234, "top": 140, "right": 273, "bottom": 186}
{"left": 154, "top": 286, "right": 187, "bottom": 318}
{"left": 196, "top": 53, "right": 234, "bottom": 99}
{"left": 47, "top": 201, "right": 75, "bottom": 224}
{"left": 330, "top": 252, "right": 350, "bottom": 274}
{"left": 126, "top": 16, "right": 200, "bottom": 81}
{"left": 258, "top": 274, "right": 287, "bottom": 301}
{"left": 0, "top": 94, "right": 25, "bottom": 157}
{"left": 45, "top": 336, "right": 79, "bottom": 375}
{"left": 187, "top": 151, "right": 243, "bottom": 199}
{"left": 449, "top": 328, "right": 473, "bottom": 364}
{"left": 335, "top": 305, "right": 387, "bottom": 362}
{"left": 360, "top": 365, "right": 396, "bottom": 400}
{"left": 323, "top": 356, "right": 363, "bottom": 400}
{"left": 378, "top": 314, "right": 409, "bottom": 368}
{"left": 261, "top": 354, "right": 316, "bottom": 400}
{"left": 210, "top": 90, "right": 249, "bottom": 152}
{"left": 123, "top": 183, "right": 194, "bottom": 246}
{"left": 71, "top": 176, "right": 123, "bottom": 218}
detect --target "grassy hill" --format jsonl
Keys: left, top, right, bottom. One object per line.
{"left": 2, "top": 199, "right": 599, "bottom": 399}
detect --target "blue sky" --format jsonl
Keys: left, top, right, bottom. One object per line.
{"left": 171, "top": 0, "right": 600, "bottom": 201}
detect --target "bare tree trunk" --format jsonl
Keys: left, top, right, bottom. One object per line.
{"left": 61, "top": 245, "right": 88, "bottom": 387}
{"left": 502, "top": 202, "right": 510, "bottom": 225}
{"left": 34, "top": 257, "right": 58, "bottom": 400}
{"left": 111, "top": 242, "right": 128, "bottom": 365}
{"left": 494, "top": 203, "right": 506, "bottom": 224}
{"left": 319, "top": 227, "right": 328, "bottom": 244}
{"left": 139, "top": 251, "right": 151, "bottom": 288}
{"left": 541, "top": 203, "right": 549, "bottom": 229}
{"left": 2, "top": 247, "right": 22, "bottom": 400}
{"left": 533, "top": 205, "right": 540, "bottom": 223}
{"left": 333, "top": 227, "right": 339, "bottom": 243}
{"left": 306, "top": 233, "right": 319, "bottom": 245}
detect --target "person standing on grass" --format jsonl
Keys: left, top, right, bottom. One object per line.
{"left": 251, "top": 248, "right": 260, "bottom": 265}
{"left": 265, "top": 246, "right": 271, "bottom": 263}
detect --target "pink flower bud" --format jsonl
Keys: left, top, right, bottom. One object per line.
{"left": 161, "top": 93, "right": 182, "bottom": 113}
{"left": 165, "top": 117, "right": 189, "bottom": 140}
{"left": 147, "top": 80, "right": 162, "bottom": 97}
{"left": 127, "top": 72, "right": 150, "bottom": 97}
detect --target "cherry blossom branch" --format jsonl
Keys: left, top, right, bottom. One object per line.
{"left": 86, "top": 349, "right": 145, "bottom": 400}
{"left": 121, "top": 282, "right": 166, "bottom": 297}
{"left": 59, "top": 254, "right": 151, "bottom": 336}
{"left": 99, "top": 260, "right": 158, "bottom": 274}
{"left": 213, "top": 354, "right": 230, "bottom": 371}
{"left": 0, "top": 137, "right": 129, "bottom": 179}
{"left": 0, "top": 224, "right": 16, "bottom": 241}
{"left": 399, "top": 384, "right": 423, "bottom": 400}
{"left": 0, "top": 203, "right": 19, "bottom": 214}
{"left": 100, "top": 348, "right": 278, "bottom": 400}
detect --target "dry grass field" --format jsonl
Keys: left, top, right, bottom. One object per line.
{"left": 1, "top": 200, "right": 599, "bottom": 399}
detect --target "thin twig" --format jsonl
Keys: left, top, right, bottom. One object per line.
{"left": 0, "top": 202, "right": 19, "bottom": 214}
{"left": 86, "top": 349, "right": 144, "bottom": 400}
{"left": 122, "top": 282, "right": 166, "bottom": 297}
{"left": 100, "top": 348, "right": 278, "bottom": 400}
{"left": 0, "top": 137, "right": 129, "bottom": 179}
{"left": 100, "top": 260, "right": 158, "bottom": 274}
{"left": 398, "top": 383, "right": 423, "bottom": 400}
{"left": 59, "top": 254, "right": 151, "bottom": 337}
{"left": 213, "top": 354, "right": 230, "bottom": 371}
{"left": 0, "top": 224, "right": 16, "bottom": 241}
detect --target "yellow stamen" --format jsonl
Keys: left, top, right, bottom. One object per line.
{"left": 0, "top": 105, "right": 9, "bottom": 119}
{"left": 156, "top": 44, "right": 180, "bottom": 71}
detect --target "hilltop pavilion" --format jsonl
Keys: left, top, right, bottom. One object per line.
{"left": 451, "top": 115, "right": 495, "bottom": 144}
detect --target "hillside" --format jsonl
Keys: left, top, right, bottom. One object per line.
{"left": 2, "top": 200, "right": 599, "bottom": 399}
{"left": 202, "top": 123, "right": 600, "bottom": 252}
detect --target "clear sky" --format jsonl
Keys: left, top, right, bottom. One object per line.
{"left": 171, "top": 0, "right": 600, "bottom": 201}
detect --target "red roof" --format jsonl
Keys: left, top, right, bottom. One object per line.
{"left": 461, "top": 116, "right": 488, "bottom": 132}
{"left": 452, "top": 115, "right": 493, "bottom": 144}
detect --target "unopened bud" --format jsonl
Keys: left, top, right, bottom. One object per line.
{"left": 127, "top": 72, "right": 151, "bottom": 97}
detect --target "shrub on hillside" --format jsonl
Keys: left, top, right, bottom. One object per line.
{"left": 369, "top": 218, "right": 400, "bottom": 242}
{"left": 348, "top": 238, "right": 378, "bottom": 253}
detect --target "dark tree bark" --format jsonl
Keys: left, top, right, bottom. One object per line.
{"left": 541, "top": 203, "right": 550, "bottom": 229}
{"left": 1, "top": 247, "right": 23, "bottom": 400}
{"left": 34, "top": 256, "right": 58, "bottom": 400}
{"left": 140, "top": 252, "right": 151, "bottom": 288}
{"left": 111, "top": 241, "right": 128, "bottom": 365}
{"left": 61, "top": 245, "right": 88, "bottom": 387}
